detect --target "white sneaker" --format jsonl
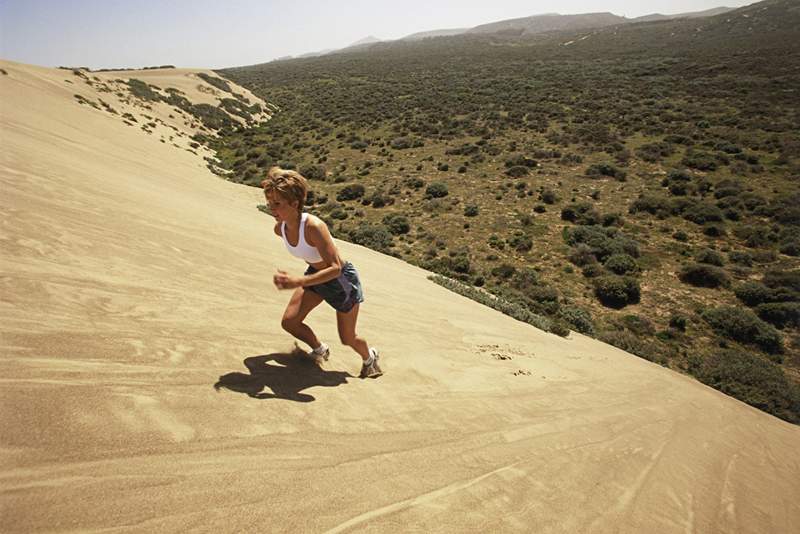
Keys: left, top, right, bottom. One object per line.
{"left": 359, "top": 348, "right": 383, "bottom": 379}
{"left": 312, "top": 343, "right": 330, "bottom": 361}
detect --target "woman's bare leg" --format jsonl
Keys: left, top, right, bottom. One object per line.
{"left": 281, "top": 287, "right": 324, "bottom": 349}
{"left": 336, "top": 304, "right": 371, "bottom": 361}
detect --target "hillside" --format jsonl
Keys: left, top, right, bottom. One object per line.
{"left": 2, "top": 58, "right": 800, "bottom": 531}
{"left": 213, "top": 0, "right": 800, "bottom": 424}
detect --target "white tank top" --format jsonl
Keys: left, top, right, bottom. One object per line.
{"left": 281, "top": 213, "right": 323, "bottom": 264}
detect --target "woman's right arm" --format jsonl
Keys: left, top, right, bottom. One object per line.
{"left": 273, "top": 222, "right": 281, "bottom": 237}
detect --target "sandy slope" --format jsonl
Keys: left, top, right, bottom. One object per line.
{"left": 1, "top": 59, "right": 799, "bottom": 533}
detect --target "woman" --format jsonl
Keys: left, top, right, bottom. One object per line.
{"left": 262, "top": 167, "right": 382, "bottom": 378}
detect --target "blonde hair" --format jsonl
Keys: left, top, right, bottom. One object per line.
{"left": 261, "top": 167, "right": 308, "bottom": 211}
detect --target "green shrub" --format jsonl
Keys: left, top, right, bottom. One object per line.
{"left": 425, "top": 182, "right": 449, "bottom": 198}
{"left": 729, "top": 251, "right": 753, "bottom": 266}
{"left": 756, "top": 302, "right": 800, "bottom": 329}
{"left": 586, "top": 163, "right": 626, "bottom": 181}
{"left": 337, "top": 184, "right": 365, "bottom": 201}
{"left": 637, "top": 141, "right": 675, "bottom": 162}
{"left": 695, "top": 248, "right": 725, "bottom": 266}
{"left": 505, "top": 165, "right": 530, "bottom": 178}
{"left": 678, "top": 263, "right": 729, "bottom": 288}
{"left": 604, "top": 254, "right": 639, "bottom": 275}
{"left": 734, "top": 281, "right": 772, "bottom": 306}
{"left": 594, "top": 275, "right": 640, "bottom": 308}
{"left": 629, "top": 194, "right": 671, "bottom": 218}
{"left": 690, "top": 350, "right": 799, "bottom": 424}
{"left": 598, "top": 330, "right": 669, "bottom": 363}
{"left": 540, "top": 189, "right": 558, "bottom": 204}
{"left": 683, "top": 203, "right": 724, "bottom": 224}
{"left": 505, "top": 154, "right": 537, "bottom": 168}
{"left": 464, "top": 204, "right": 479, "bottom": 217}
{"left": 507, "top": 232, "right": 533, "bottom": 252}
{"left": 701, "top": 306, "right": 783, "bottom": 355}
{"left": 382, "top": 214, "right": 410, "bottom": 235}
{"left": 300, "top": 164, "right": 326, "bottom": 181}
{"left": 682, "top": 150, "right": 720, "bottom": 171}
{"left": 349, "top": 223, "right": 393, "bottom": 253}
{"left": 559, "top": 306, "right": 595, "bottom": 335}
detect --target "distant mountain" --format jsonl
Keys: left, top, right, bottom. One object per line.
{"left": 467, "top": 12, "right": 627, "bottom": 36}
{"left": 401, "top": 28, "right": 469, "bottom": 41}
{"left": 348, "top": 36, "right": 381, "bottom": 47}
{"left": 633, "top": 6, "right": 736, "bottom": 22}
{"left": 271, "top": 5, "right": 741, "bottom": 63}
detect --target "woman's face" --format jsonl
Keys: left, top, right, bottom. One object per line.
{"left": 266, "top": 191, "right": 298, "bottom": 223}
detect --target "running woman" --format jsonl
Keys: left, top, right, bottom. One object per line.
{"left": 262, "top": 167, "right": 382, "bottom": 378}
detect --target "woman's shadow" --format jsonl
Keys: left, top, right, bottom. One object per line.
{"left": 214, "top": 345, "right": 351, "bottom": 402}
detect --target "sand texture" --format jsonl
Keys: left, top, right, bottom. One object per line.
{"left": 1, "top": 59, "right": 799, "bottom": 533}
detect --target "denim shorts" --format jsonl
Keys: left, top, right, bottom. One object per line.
{"left": 304, "top": 261, "right": 364, "bottom": 313}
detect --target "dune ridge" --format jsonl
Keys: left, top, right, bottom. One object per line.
{"left": 1, "top": 60, "right": 799, "bottom": 533}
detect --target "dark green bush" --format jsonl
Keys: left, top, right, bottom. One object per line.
{"left": 604, "top": 253, "right": 639, "bottom": 275}
{"left": 300, "top": 164, "right": 326, "bottom": 181}
{"left": 678, "top": 263, "right": 729, "bottom": 288}
{"left": 349, "top": 223, "right": 393, "bottom": 253}
{"left": 559, "top": 306, "right": 595, "bottom": 335}
{"left": 695, "top": 248, "right": 725, "bottom": 266}
{"left": 464, "top": 204, "right": 479, "bottom": 217}
{"left": 594, "top": 275, "right": 641, "bottom": 308}
{"left": 682, "top": 150, "right": 720, "bottom": 171}
{"left": 382, "top": 214, "right": 410, "bottom": 235}
{"left": 337, "top": 184, "right": 365, "bottom": 201}
{"left": 683, "top": 203, "right": 724, "bottom": 224}
{"left": 637, "top": 141, "right": 675, "bottom": 162}
{"left": 586, "top": 163, "right": 626, "bottom": 181}
{"left": 425, "top": 182, "right": 449, "bottom": 198}
{"left": 734, "top": 281, "right": 772, "bottom": 306}
{"left": 506, "top": 165, "right": 530, "bottom": 178}
{"left": 756, "top": 302, "right": 800, "bottom": 329}
{"left": 701, "top": 306, "right": 783, "bottom": 355}
{"left": 690, "top": 350, "right": 799, "bottom": 424}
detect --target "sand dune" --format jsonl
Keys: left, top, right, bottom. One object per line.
{"left": 1, "top": 59, "right": 799, "bottom": 533}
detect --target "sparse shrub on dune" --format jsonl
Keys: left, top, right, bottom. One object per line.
{"left": 349, "top": 223, "right": 393, "bottom": 253}
{"left": 427, "top": 275, "right": 565, "bottom": 336}
{"left": 689, "top": 350, "right": 800, "bottom": 424}
{"left": 198, "top": 72, "right": 233, "bottom": 93}
{"left": 559, "top": 306, "right": 595, "bottom": 335}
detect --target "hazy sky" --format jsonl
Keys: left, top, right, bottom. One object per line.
{"left": 0, "top": 0, "right": 755, "bottom": 69}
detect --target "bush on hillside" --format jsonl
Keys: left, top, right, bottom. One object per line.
{"left": 679, "top": 263, "right": 729, "bottom": 288}
{"left": 425, "top": 182, "right": 449, "bottom": 198}
{"left": 349, "top": 223, "right": 393, "bottom": 253}
{"left": 701, "top": 306, "right": 783, "bottom": 355}
{"left": 604, "top": 254, "right": 639, "bottom": 275}
{"left": 337, "top": 184, "right": 365, "bottom": 201}
{"left": 594, "top": 275, "right": 641, "bottom": 308}
{"left": 689, "top": 350, "right": 800, "bottom": 424}
{"left": 756, "top": 302, "right": 800, "bottom": 329}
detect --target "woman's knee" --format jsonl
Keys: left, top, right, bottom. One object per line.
{"left": 281, "top": 316, "right": 299, "bottom": 332}
{"left": 339, "top": 331, "right": 357, "bottom": 346}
